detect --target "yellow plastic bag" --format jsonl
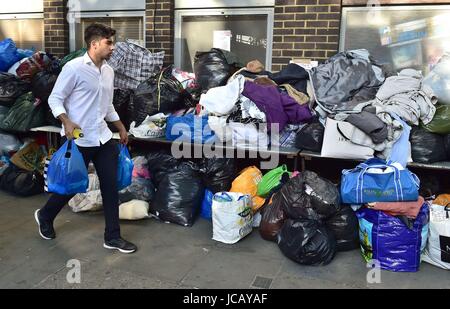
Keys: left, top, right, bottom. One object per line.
{"left": 230, "top": 166, "right": 266, "bottom": 211}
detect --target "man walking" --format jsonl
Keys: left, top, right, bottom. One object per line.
{"left": 34, "top": 23, "right": 137, "bottom": 254}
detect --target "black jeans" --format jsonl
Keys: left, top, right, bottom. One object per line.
{"left": 39, "top": 139, "right": 121, "bottom": 241}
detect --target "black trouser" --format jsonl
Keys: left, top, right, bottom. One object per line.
{"left": 39, "top": 139, "right": 120, "bottom": 241}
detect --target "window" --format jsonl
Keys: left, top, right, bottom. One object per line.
{"left": 175, "top": 8, "right": 274, "bottom": 72}
{"left": 70, "top": 12, "right": 145, "bottom": 51}
{"left": 340, "top": 6, "right": 450, "bottom": 74}
{"left": 0, "top": 14, "right": 44, "bottom": 51}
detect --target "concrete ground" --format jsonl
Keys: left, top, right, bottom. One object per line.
{"left": 0, "top": 191, "right": 449, "bottom": 289}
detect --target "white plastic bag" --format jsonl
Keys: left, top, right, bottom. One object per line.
{"left": 129, "top": 113, "right": 167, "bottom": 138}
{"left": 199, "top": 75, "right": 245, "bottom": 116}
{"left": 422, "top": 204, "right": 450, "bottom": 270}
{"left": 212, "top": 192, "right": 253, "bottom": 244}
{"left": 321, "top": 118, "right": 374, "bottom": 160}
{"left": 119, "top": 199, "right": 149, "bottom": 220}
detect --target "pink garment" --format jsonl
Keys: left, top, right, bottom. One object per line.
{"left": 367, "top": 196, "right": 425, "bottom": 219}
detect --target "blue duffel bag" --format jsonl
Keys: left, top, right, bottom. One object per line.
{"left": 341, "top": 158, "right": 420, "bottom": 204}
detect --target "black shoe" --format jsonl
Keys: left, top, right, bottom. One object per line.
{"left": 34, "top": 209, "right": 55, "bottom": 240}
{"left": 103, "top": 238, "right": 137, "bottom": 254}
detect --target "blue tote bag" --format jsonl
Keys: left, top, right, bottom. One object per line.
{"left": 117, "top": 144, "right": 134, "bottom": 191}
{"left": 341, "top": 158, "right": 420, "bottom": 204}
{"left": 46, "top": 140, "right": 88, "bottom": 195}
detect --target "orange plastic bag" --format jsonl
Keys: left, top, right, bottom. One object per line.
{"left": 434, "top": 194, "right": 450, "bottom": 206}
{"left": 230, "top": 166, "right": 266, "bottom": 211}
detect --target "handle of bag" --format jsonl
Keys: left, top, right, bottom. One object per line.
{"left": 354, "top": 160, "right": 403, "bottom": 203}
{"left": 336, "top": 122, "right": 352, "bottom": 141}
{"left": 214, "top": 192, "right": 234, "bottom": 202}
{"left": 64, "top": 140, "right": 73, "bottom": 159}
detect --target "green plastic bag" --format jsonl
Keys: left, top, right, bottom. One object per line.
{"left": 60, "top": 48, "right": 87, "bottom": 68}
{"left": 0, "top": 92, "right": 45, "bottom": 132}
{"left": 422, "top": 105, "right": 450, "bottom": 135}
{"left": 257, "top": 165, "right": 291, "bottom": 198}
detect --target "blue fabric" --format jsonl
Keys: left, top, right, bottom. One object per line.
{"left": 356, "top": 203, "right": 429, "bottom": 272}
{"left": 166, "top": 114, "right": 215, "bottom": 144}
{"left": 388, "top": 113, "right": 411, "bottom": 168}
{"left": 117, "top": 144, "right": 134, "bottom": 191}
{"left": 0, "top": 39, "right": 21, "bottom": 72}
{"left": 47, "top": 140, "right": 88, "bottom": 195}
{"left": 200, "top": 189, "right": 214, "bottom": 220}
{"left": 341, "top": 157, "right": 420, "bottom": 204}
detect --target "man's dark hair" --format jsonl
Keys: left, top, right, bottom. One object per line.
{"left": 84, "top": 23, "right": 116, "bottom": 49}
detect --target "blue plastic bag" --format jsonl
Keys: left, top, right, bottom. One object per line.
{"left": 117, "top": 144, "right": 134, "bottom": 191}
{"left": 166, "top": 114, "right": 215, "bottom": 144}
{"left": 0, "top": 39, "right": 21, "bottom": 72}
{"left": 200, "top": 189, "right": 214, "bottom": 220}
{"left": 341, "top": 158, "right": 420, "bottom": 204}
{"left": 356, "top": 203, "right": 429, "bottom": 272}
{"left": 46, "top": 140, "right": 88, "bottom": 195}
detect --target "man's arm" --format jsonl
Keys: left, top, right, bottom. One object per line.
{"left": 48, "top": 65, "right": 79, "bottom": 139}
{"left": 110, "top": 120, "right": 128, "bottom": 145}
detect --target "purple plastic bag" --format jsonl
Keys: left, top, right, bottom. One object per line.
{"left": 356, "top": 203, "right": 429, "bottom": 272}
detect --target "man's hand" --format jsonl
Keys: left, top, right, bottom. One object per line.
{"left": 58, "top": 114, "right": 80, "bottom": 140}
{"left": 111, "top": 120, "right": 128, "bottom": 145}
{"left": 119, "top": 128, "right": 128, "bottom": 145}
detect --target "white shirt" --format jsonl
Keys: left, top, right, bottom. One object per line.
{"left": 48, "top": 52, "right": 120, "bottom": 147}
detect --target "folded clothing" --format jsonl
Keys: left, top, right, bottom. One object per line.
{"left": 367, "top": 196, "right": 425, "bottom": 219}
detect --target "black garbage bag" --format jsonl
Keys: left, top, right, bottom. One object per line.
{"left": 194, "top": 48, "right": 239, "bottom": 92}
{"left": 0, "top": 164, "right": 44, "bottom": 196}
{"left": 130, "top": 66, "right": 194, "bottom": 126}
{"left": 0, "top": 72, "right": 31, "bottom": 107}
{"left": 151, "top": 161, "right": 204, "bottom": 227}
{"left": 325, "top": 205, "right": 359, "bottom": 252}
{"left": 410, "top": 127, "right": 446, "bottom": 164}
{"left": 419, "top": 174, "right": 441, "bottom": 199}
{"left": 0, "top": 92, "right": 46, "bottom": 132}
{"left": 295, "top": 119, "right": 324, "bottom": 152}
{"left": 259, "top": 192, "right": 287, "bottom": 242}
{"left": 146, "top": 152, "right": 180, "bottom": 187}
{"left": 112, "top": 88, "right": 133, "bottom": 131}
{"left": 31, "top": 70, "right": 59, "bottom": 103}
{"left": 277, "top": 219, "right": 337, "bottom": 265}
{"left": 445, "top": 134, "right": 450, "bottom": 160}
{"left": 200, "top": 157, "right": 237, "bottom": 193}
{"left": 280, "top": 170, "right": 341, "bottom": 222}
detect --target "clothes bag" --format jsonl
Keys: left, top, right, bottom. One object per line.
{"left": 341, "top": 158, "right": 420, "bottom": 204}
{"left": 422, "top": 204, "right": 450, "bottom": 270}
{"left": 321, "top": 118, "right": 374, "bottom": 160}
{"left": 357, "top": 203, "right": 429, "bottom": 272}
{"left": 117, "top": 144, "right": 134, "bottom": 191}
{"left": 212, "top": 192, "right": 253, "bottom": 244}
{"left": 46, "top": 140, "right": 88, "bottom": 195}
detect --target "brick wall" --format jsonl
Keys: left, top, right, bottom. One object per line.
{"left": 145, "top": 0, "right": 174, "bottom": 66}
{"left": 43, "top": 0, "right": 69, "bottom": 58}
{"left": 272, "top": 0, "right": 341, "bottom": 72}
